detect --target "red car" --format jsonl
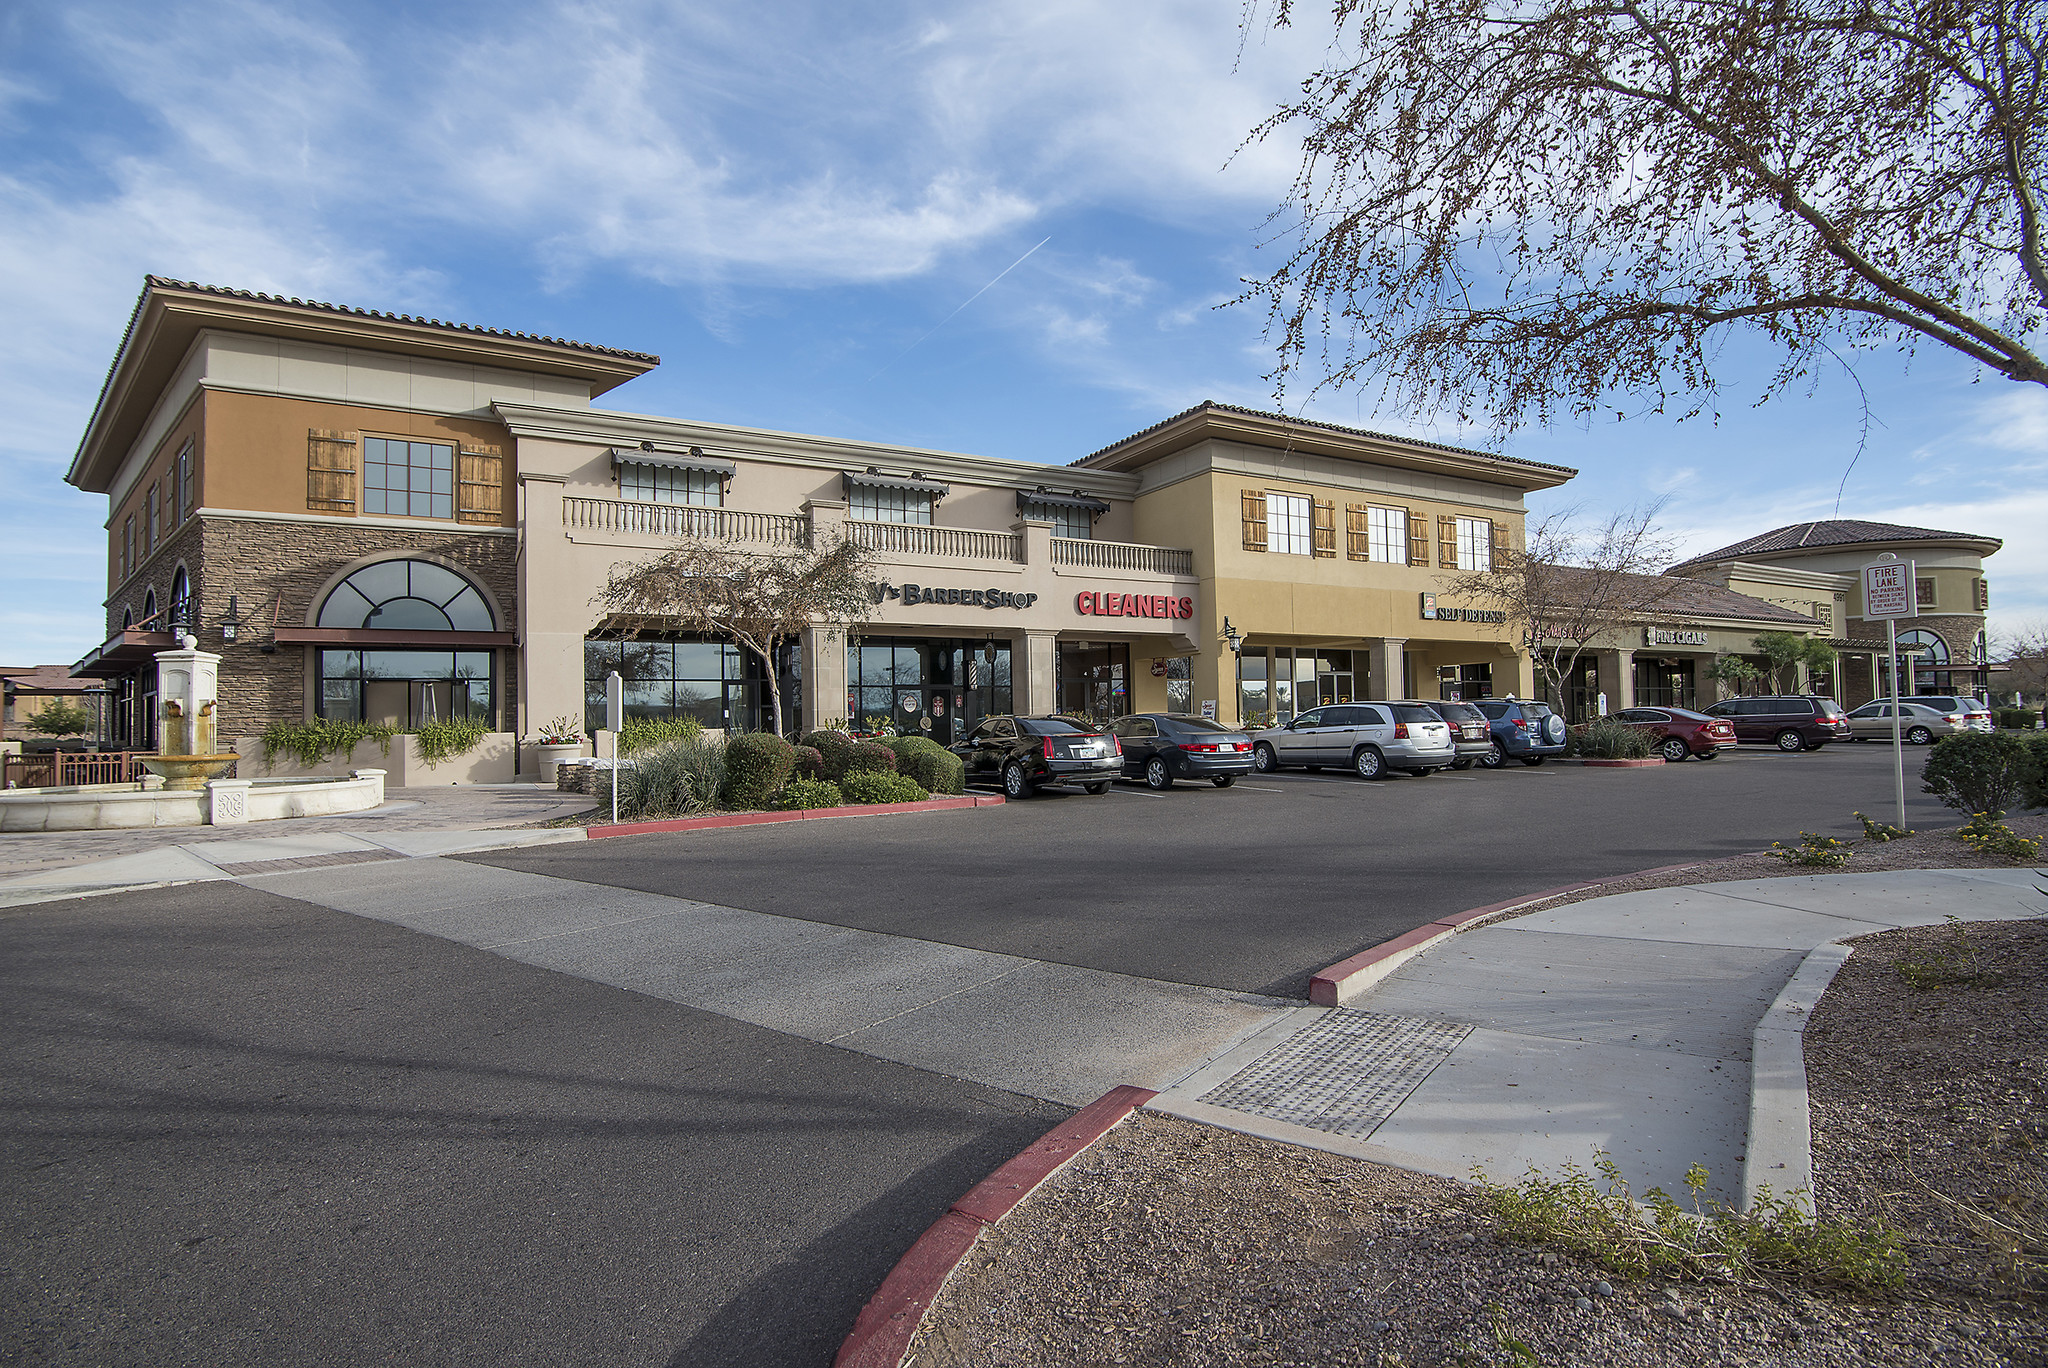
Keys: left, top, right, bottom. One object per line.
{"left": 1612, "top": 706, "right": 1736, "bottom": 761}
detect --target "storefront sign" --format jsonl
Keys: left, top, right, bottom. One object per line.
{"left": 1075, "top": 591, "right": 1195, "bottom": 620}
{"left": 1644, "top": 628, "right": 1709, "bottom": 646}
{"left": 1419, "top": 593, "right": 1506, "bottom": 623}
{"left": 1150, "top": 658, "right": 1166, "bottom": 677}
{"left": 876, "top": 581, "right": 1039, "bottom": 609}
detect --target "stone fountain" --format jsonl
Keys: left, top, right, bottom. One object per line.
{"left": 138, "top": 635, "right": 242, "bottom": 791}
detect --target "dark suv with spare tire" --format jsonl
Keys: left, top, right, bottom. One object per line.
{"left": 951, "top": 715, "right": 1124, "bottom": 798}
{"left": 1474, "top": 698, "right": 1568, "bottom": 767}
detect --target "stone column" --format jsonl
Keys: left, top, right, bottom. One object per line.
{"left": 517, "top": 472, "right": 578, "bottom": 772}
{"left": 1018, "top": 631, "right": 1058, "bottom": 714}
{"left": 804, "top": 496, "right": 848, "bottom": 544}
{"left": 1367, "top": 637, "right": 1406, "bottom": 700}
{"left": 803, "top": 623, "right": 849, "bottom": 729}
{"left": 1597, "top": 649, "right": 1634, "bottom": 713}
{"left": 1013, "top": 518, "right": 1054, "bottom": 566}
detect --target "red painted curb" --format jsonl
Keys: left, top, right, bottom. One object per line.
{"left": 587, "top": 793, "right": 1003, "bottom": 839}
{"left": 1580, "top": 757, "right": 1665, "bottom": 767}
{"left": 1307, "top": 859, "right": 1719, "bottom": 1006}
{"left": 834, "top": 1084, "right": 1158, "bottom": 1368}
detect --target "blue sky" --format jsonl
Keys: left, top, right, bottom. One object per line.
{"left": 3, "top": 0, "right": 2042, "bottom": 668}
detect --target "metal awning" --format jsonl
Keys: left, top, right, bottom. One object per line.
{"left": 611, "top": 444, "right": 737, "bottom": 479}
{"left": 1016, "top": 487, "right": 1109, "bottom": 515}
{"left": 70, "top": 629, "right": 177, "bottom": 678}
{"left": 843, "top": 470, "right": 950, "bottom": 499}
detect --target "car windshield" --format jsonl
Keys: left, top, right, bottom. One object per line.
{"left": 1814, "top": 699, "right": 1845, "bottom": 717}
{"left": 1020, "top": 718, "right": 1099, "bottom": 735}
{"left": 1666, "top": 707, "right": 1713, "bottom": 721}
{"left": 1391, "top": 704, "right": 1442, "bottom": 723}
{"left": 1477, "top": 702, "right": 1508, "bottom": 719}
{"left": 1169, "top": 718, "right": 1236, "bottom": 733}
{"left": 1434, "top": 702, "right": 1485, "bottom": 722}
{"left": 1522, "top": 703, "right": 1554, "bottom": 718}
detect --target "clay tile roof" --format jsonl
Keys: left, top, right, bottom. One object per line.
{"left": 1073, "top": 400, "right": 1577, "bottom": 474}
{"left": 142, "top": 276, "right": 662, "bottom": 363}
{"left": 1550, "top": 566, "right": 1820, "bottom": 625}
{"left": 0, "top": 665, "right": 96, "bottom": 692}
{"left": 1670, "top": 519, "right": 2001, "bottom": 571}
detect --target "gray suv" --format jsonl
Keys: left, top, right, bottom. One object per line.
{"left": 1250, "top": 701, "right": 1457, "bottom": 779}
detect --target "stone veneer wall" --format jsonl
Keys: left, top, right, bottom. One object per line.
{"left": 111, "top": 516, "right": 520, "bottom": 735}
{"left": 1837, "top": 611, "right": 1987, "bottom": 708}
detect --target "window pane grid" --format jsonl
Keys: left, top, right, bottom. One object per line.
{"left": 1366, "top": 506, "right": 1405, "bottom": 563}
{"left": 851, "top": 487, "right": 933, "bottom": 524}
{"left": 1456, "top": 516, "right": 1492, "bottom": 571}
{"left": 621, "top": 463, "right": 723, "bottom": 506}
{"left": 1024, "top": 501, "right": 1092, "bottom": 539}
{"left": 1268, "top": 493, "right": 1311, "bottom": 556}
{"left": 363, "top": 437, "right": 456, "bottom": 520}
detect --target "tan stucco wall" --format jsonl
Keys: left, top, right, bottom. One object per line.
{"left": 109, "top": 398, "right": 204, "bottom": 601}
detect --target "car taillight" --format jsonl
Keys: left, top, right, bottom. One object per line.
{"left": 1513, "top": 718, "right": 1528, "bottom": 730}
{"left": 1944, "top": 714, "right": 1963, "bottom": 723}
{"left": 1183, "top": 742, "right": 1220, "bottom": 753}
{"left": 1393, "top": 723, "right": 1409, "bottom": 739}
{"left": 1111, "top": 735, "right": 1122, "bottom": 755}
{"left": 1043, "top": 736, "right": 1057, "bottom": 759}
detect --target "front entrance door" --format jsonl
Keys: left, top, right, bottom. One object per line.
{"left": 926, "top": 690, "right": 953, "bottom": 746}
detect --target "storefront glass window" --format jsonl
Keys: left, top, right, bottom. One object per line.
{"left": 1238, "top": 652, "right": 1268, "bottom": 725}
{"left": 846, "top": 637, "right": 1008, "bottom": 742}
{"left": 1057, "top": 642, "right": 1130, "bottom": 724}
{"left": 583, "top": 634, "right": 797, "bottom": 734}
{"left": 1165, "top": 657, "right": 1192, "bottom": 714}
{"left": 318, "top": 649, "right": 494, "bottom": 728}
{"left": 1633, "top": 659, "right": 1694, "bottom": 710}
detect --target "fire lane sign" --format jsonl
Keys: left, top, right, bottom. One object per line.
{"left": 1862, "top": 557, "right": 1916, "bottom": 620}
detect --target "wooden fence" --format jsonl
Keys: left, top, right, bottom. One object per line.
{"left": 1, "top": 751, "right": 169, "bottom": 790}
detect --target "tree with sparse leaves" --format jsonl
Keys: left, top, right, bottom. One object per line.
{"left": 24, "top": 697, "right": 92, "bottom": 738}
{"left": 595, "top": 534, "right": 876, "bottom": 735}
{"left": 1243, "top": 0, "right": 2048, "bottom": 429}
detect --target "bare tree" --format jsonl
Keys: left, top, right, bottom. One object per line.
{"left": 1988, "top": 617, "right": 2048, "bottom": 662}
{"left": 596, "top": 534, "right": 877, "bottom": 735}
{"left": 1244, "top": 0, "right": 2048, "bottom": 429}
{"left": 1439, "top": 503, "right": 1682, "bottom": 710}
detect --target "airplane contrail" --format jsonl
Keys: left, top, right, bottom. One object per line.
{"left": 866, "top": 236, "right": 1052, "bottom": 381}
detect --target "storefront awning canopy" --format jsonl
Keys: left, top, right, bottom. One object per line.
{"left": 611, "top": 443, "right": 737, "bottom": 479}
{"left": 1016, "top": 487, "right": 1109, "bottom": 515}
{"left": 843, "top": 469, "right": 950, "bottom": 499}
{"left": 70, "top": 628, "right": 177, "bottom": 678}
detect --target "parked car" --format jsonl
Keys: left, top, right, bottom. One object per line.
{"left": 1611, "top": 706, "right": 1737, "bottom": 761}
{"left": 1105, "top": 714, "right": 1254, "bottom": 789}
{"left": 950, "top": 715, "right": 1123, "bottom": 798}
{"left": 1908, "top": 695, "right": 1994, "bottom": 732}
{"left": 1249, "top": 701, "right": 1456, "bottom": 779}
{"left": 1473, "top": 698, "right": 1568, "bottom": 767}
{"left": 1842, "top": 699, "right": 1971, "bottom": 745}
{"left": 1421, "top": 700, "right": 1495, "bottom": 770}
{"left": 1701, "top": 695, "right": 1852, "bottom": 751}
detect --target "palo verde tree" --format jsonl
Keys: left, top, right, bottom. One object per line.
{"left": 595, "top": 533, "right": 876, "bottom": 736}
{"left": 1244, "top": 0, "right": 2048, "bottom": 427}
{"left": 1438, "top": 502, "right": 1682, "bottom": 709}
{"left": 1752, "top": 630, "right": 1839, "bottom": 692}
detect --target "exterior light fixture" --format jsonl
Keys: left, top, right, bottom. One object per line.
{"left": 1221, "top": 617, "right": 1243, "bottom": 655}
{"left": 219, "top": 595, "right": 244, "bottom": 643}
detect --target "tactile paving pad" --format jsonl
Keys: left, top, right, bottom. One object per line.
{"left": 1197, "top": 1009, "right": 1472, "bottom": 1139}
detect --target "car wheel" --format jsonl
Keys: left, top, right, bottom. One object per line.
{"left": 1774, "top": 729, "right": 1804, "bottom": 752}
{"left": 1906, "top": 725, "right": 1933, "bottom": 744}
{"left": 1658, "top": 737, "right": 1689, "bottom": 763}
{"left": 1003, "top": 762, "right": 1030, "bottom": 799}
{"left": 1145, "top": 757, "right": 1173, "bottom": 790}
{"left": 1521, "top": 756, "right": 1546, "bottom": 767}
{"left": 1253, "top": 743, "right": 1277, "bottom": 773}
{"left": 1211, "top": 776, "right": 1236, "bottom": 788}
{"left": 1451, "top": 758, "right": 1475, "bottom": 771}
{"left": 1478, "top": 741, "right": 1506, "bottom": 769}
{"left": 1084, "top": 782, "right": 1109, "bottom": 795}
{"left": 1353, "top": 747, "right": 1385, "bottom": 780}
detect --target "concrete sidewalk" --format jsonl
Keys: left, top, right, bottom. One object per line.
{"left": 1150, "top": 867, "right": 2048, "bottom": 1205}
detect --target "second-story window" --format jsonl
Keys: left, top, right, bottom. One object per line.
{"left": 122, "top": 516, "right": 135, "bottom": 577}
{"left": 852, "top": 485, "right": 933, "bottom": 524}
{"left": 1367, "top": 506, "right": 1406, "bottom": 563}
{"left": 147, "top": 482, "right": 159, "bottom": 551}
{"left": 1455, "top": 516, "right": 1494, "bottom": 571}
{"left": 621, "top": 463, "right": 722, "bottom": 507}
{"left": 364, "top": 437, "right": 455, "bottom": 519}
{"left": 176, "top": 441, "right": 194, "bottom": 522}
{"left": 1916, "top": 576, "right": 1937, "bottom": 607}
{"left": 1267, "top": 493, "right": 1311, "bottom": 555}
{"left": 1021, "top": 500, "right": 1091, "bottom": 539}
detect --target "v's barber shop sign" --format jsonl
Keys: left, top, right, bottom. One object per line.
{"left": 874, "top": 581, "right": 1040, "bottom": 610}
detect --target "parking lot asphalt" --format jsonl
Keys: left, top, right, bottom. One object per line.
{"left": 463, "top": 743, "right": 1958, "bottom": 999}
{"left": 0, "top": 882, "right": 1061, "bottom": 1368}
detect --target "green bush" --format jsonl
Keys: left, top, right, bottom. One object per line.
{"left": 414, "top": 717, "right": 490, "bottom": 767}
{"left": 2019, "top": 733, "right": 2048, "bottom": 811}
{"left": 1995, "top": 707, "right": 2040, "bottom": 730}
{"left": 844, "top": 741, "right": 899, "bottom": 776}
{"left": 1566, "top": 717, "right": 1655, "bottom": 760}
{"left": 1955, "top": 811, "right": 2044, "bottom": 862}
{"left": 592, "top": 742, "right": 701, "bottom": 821}
{"left": 1767, "top": 832, "right": 1853, "bottom": 867}
{"left": 791, "top": 744, "right": 825, "bottom": 779}
{"left": 770, "top": 778, "right": 844, "bottom": 810}
{"left": 260, "top": 718, "right": 398, "bottom": 767}
{"left": 620, "top": 716, "right": 703, "bottom": 755}
{"left": 1921, "top": 731, "right": 2040, "bottom": 818}
{"left": 798, "top": 729, "right": 858, "bottom": 780}
{"left": 841, "top": 769, "right": 930, "bottom": 805}
{"left": 879, "top": 735, "right": 965, "bottom": 795}
{"left": 718, "top": 731, "right": 798, "bottom": 810}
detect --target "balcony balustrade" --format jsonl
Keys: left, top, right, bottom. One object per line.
{"left": 1050, "top": 537, "right": 1194, "bottom": 576}
{"left": 847, "top": 521, "right": 1021, "bottom": 562}
{"left": 562, "top": 497, "right": 809, "bottom": 545}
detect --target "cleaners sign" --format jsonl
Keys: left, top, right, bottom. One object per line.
{"left": 1075, "top": 590, "right": 1195, "bottom": 620}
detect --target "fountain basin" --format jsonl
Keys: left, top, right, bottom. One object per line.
{"left": 138, "top": 754, "right": 242, "bottom": 791}
{"left": 0, "top": 770, "right": 386, "bottom": 832}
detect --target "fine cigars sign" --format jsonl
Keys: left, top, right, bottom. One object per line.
{"left": 1075, "top": 590, "right": 1195, "bottom": 620}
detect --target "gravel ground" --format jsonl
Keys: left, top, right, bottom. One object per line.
{"left": 906, "top": 822, "right": 2048, "bottom": 1368}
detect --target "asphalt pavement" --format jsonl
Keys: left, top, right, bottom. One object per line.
{"left": 463, "top": 743, "right": 1955, "bottom": 997}
{"left": 0, "top": 882, "right": 1061, "bottom": 1368}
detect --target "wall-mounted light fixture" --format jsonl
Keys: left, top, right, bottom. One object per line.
{"left": 219, "top": 595, "right": 245, "bottom": 643}
{"left": 1221, "top": 617, "right": 1243, "bottom": 655}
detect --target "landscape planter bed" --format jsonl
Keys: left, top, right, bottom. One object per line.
{"left": 587, "top": 793, "right": 1004, "bottom": 839}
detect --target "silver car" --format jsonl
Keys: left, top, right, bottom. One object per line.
{"left": 1842, "top": 700, "right": 1970, "bottom": 745}
{"left": 1250, "top": 701, "right": 1457, "bottom": 779}
{"left": 1908, "top": 695, "right": 1994, "bottom": 732}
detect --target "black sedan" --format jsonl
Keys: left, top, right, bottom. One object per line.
{"left": 1106, "top": 714, "right": 1254, "bottom": 789}
{"left": 950, "top": 715, "right": 1124, "bottom": 798}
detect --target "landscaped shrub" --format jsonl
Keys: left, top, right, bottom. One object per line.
{"left": 798, "top": 729, "right": 858, "bottom": 780}
{"left": 791, "top": 744, "right": 825, "bottom": 779}
{"left": 2022, "top": 734, "right": 2048, "bottom": 812}
{"left": 620, "top": 716, "right": 703, "bottom": 755}
{"left": 840, "top": 769, "right": 929, "bottom": 804}
{"left": 414, "top": 717, "right": 490, "bottom": 767}
{"left": 719, "top": 731, "right": 798, "bottom": 809}
{"left": 1920, "top": 731, "right": 2040, "bottom": 817}
{"left": 260, "top": 717, "right": 397, "bottom": 767}
{"left": 880, "top": 735, "right": 965, "bottom": 795}
{"left": 1566, "top": 717, "right": 1655, "bottom": 760}
{"left": 591, "top": 743, "right": 699, "bottom": 820}
{"left": 1994, "top": 707, "right": 2040, "bottom": 730}
{"left": 1954, "top": 811, "right": 2044, "bottom": 862}
{"left": 770, "top": 778, "right": 843, "bottom": 810}
{"left": 844, "top": 741, "right": 899, "bottom": 776}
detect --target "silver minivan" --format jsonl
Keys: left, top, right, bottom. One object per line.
{"left": 1250, "top": 701, "right": 1458, "bottom": 779}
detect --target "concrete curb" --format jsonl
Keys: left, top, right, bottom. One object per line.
{"left": 1743, "top": 940, "right": 1854, "bottom": 1216}
{"left": 1579, "top": 757, "right": 1665, "bottom": 767}
{"left": 1307, "top": 861, "right": 1719, "bottom": 1006}
{"left": 587, "top": 794, "right": 1004, "bottom": 840}
{"left": 834, "top": 1084, "right": 1157, "bottom": 1368}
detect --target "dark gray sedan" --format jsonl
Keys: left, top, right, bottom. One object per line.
{"left": 1106, "top": 714, "right": 1255, "bottom": 790}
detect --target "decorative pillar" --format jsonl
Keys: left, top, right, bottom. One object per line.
{"left": 1597, "top": 649, "right": 1634, "bottom": 713}
{"left": 516, "top": 471, "right": 578, "bottom": 768}
{"left": 803, "top": 622, "right": 849, "bottom": 729}
{"left": 1013, "top": 518, "right": 1053, "bottom": 566}
{"left": 1018, "top": 630, "right": 1058, "bottom": 715}
{"left": 1368, "top": 637, "right": 1406, "bottom": 701}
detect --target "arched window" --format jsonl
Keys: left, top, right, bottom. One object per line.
{"left": 169, "top": 567, "right": 191, "bottom": 631}
{"left": 1896, "top": 629, "right": 1949, "bottom": 665}
{"left": 143, "top": 589, "right": 157, "bottom": 626}
{"left": 317, "top": 559, "right": 493, "bottom": 631}
{"left": 122, "top": 606, "right": 134, "bottom": 629}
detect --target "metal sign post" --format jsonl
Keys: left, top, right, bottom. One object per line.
{"left": 1861, "top": 554, "right": 1916, "bottom": 829}
{"left": 605, "top": 670, "right": 623, "bottom": 826}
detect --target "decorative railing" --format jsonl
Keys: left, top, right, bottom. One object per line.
{"left": 848, "top": 521, "right": 1021, "bottom": 562}
{"left": 562, "top": 497, "right": 809, "bottom": 545}
{"left": 1051, "top": 537, "right": 1194, "bottom": 576}
{"left": 3, "top": 751, "right": 152, "bottom": 790}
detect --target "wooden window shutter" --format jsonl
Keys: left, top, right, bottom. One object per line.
{"left": 1345, "top": 504, "right": 1369, "bottom": 561}
{"left": 1438, "top": 514, "right": 1458, "bottom": 568}
{"left": 307, "top": 429, "right": 357, "bottom": 513}
{"left": 1310, "top": 498, "right": 1337, "bottom": 558}
{"left": 1407, "top": 509, "right": 1429, "bottom": 566}
{"left": 457, "top": 445, "right": 505, "bottom": 525}
{"left": 1241, "top": 489, "right": 1268, "bottom": 552}
{"left": 1490, "top": 518, "right": 1508, "bottom": 563}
